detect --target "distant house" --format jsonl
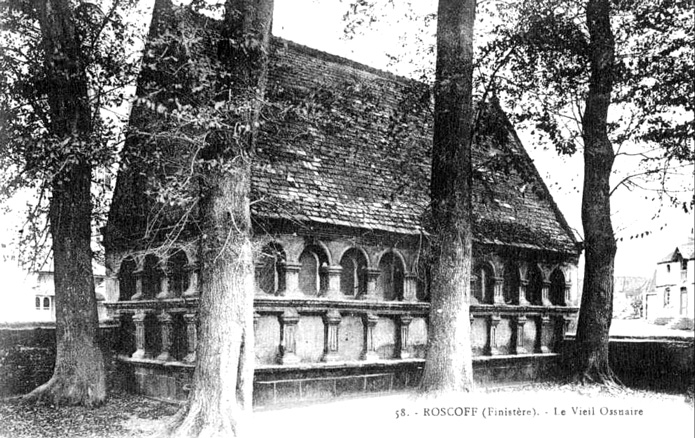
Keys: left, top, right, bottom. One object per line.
{"left": 645, "top": 239, "right": 694, "bottom": 321}
{"left": 0, "top": 244, "right": 109, "bottom": 325}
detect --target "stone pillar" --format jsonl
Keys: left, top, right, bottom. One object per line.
{"left": 361, "top": 313, "right": 380, "bottom": 361}
{"left": 493, "top": 276, "right": 505, "bottom": 305}
{"left": 325, "top": 265, "right": 343, "bottom": 299}
{"left": 541, "top": 281, "right": 552, "bottom": 306}
{"left": 536, "top": 315, "right": 552, "bottom": 353}
{"left": 403, "top": 273, "right": 418, "bottom": 302}
{"left": 515, "top": 315, "right": 528, "bottom": 354}
{"left": 156, "top": 268, "right": 174, "bottom": 300}
{"left": 279, "top": 309, "right": 300, "bottom": 364}
{"left": 363, "top": 268, "right": 381, "bottom": 300}
{"left": 131, "top": 269, "right": 145, "bottom": 301}
{"left": 283, "top": 262, "right": 302, "bottom": 297}
{"left": 131, "top": 311, "right": 147, "bottom": 359}
{"left": 253, "top": 312, "right": 261, "bottom": 330}
{"left": 564, "top": 283, "right": 572, "bottom": 307}
{"left": 156, "top": 312, "right": 173, "bottom": 361}
{"left": 518, "top": 279, "right": 530, "bottom": 306}
{"left": 485, "top": 314, "right": 501, "bottom": 356}
{"left": 322, "top": 310, "right": 341, "bottom": 362}
{"left": 398, "top": 314, "right": 413, "bottom": 359}
{"left": 183, "top": 313, "right": 197, "bottom": 363}
{"left": 182, "top": 265, "right": 199, "bottom": 297}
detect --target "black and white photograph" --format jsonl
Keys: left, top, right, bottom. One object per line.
{"left": 0, "top": 0, "right": 693, "bottom": 437}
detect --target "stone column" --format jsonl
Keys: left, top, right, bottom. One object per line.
{"left": 397, "top": 314, "right": 413, "bottom": 359}
{"left": 361, "top": 313, "right": 380, "bottom": 361}
{"left": 535, "top": 315, "right": 552, "bottom": 353}
{"left": 324, "top": 265, "right": 343, "bottom": 299}
{"left": 403, "top": 273, "right": 418, "bottom": 302}
{"left": 130, "top": 268, "right": 145, "bottom": 301}
{"left": 515, "top": 315, "right": 528, "bottom": 354}
{"left": 322, "top": 310, "right": 341, "bottom": 362}
{"left": 182, "top": 265, "right": 199, "bottom": 297}
{"left": 279, "top": 309, "right": 301, "bottom": 364}
{"left": 541, "top": 281, "right": 552, "bottom": 306}
{"left": 156, "top": 268, "right": 174, "bottom": 300}
{"left": 363, "top": 268, "right": 381, "bottom": 300}
{"left": 183, "top": 313, "right": 197, "bottom": 363}
{"left": 283, "top": 262, "right": 302, "bottom": 297}
{"left": 131, "top": 311, "right": 147, "bottom": 359}
{"left": 564, "top": 283, "right": 572, "bottom": 307}
{"left": 156, "top": 312, "right": 173, "bottom": 361}
{"left": 486, "top": 314, "right": 501, "bottom": 356}
{"left": 493, "top": 276, "right": 505, "bottom": 305}
{"left": 518, "top": 279, "right": 530, "bottom": 306}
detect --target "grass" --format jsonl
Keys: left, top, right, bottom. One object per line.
{"left": 0, "top": 383, "right": 692, "bottom": 438}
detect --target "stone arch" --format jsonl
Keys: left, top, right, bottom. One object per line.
{"left": 550, "top": 269, "right": 566, "bottom": 306}
{"left": 336, "top": 246, "right": 371, "bottom": 269}
{"left": 168, "top": 249, "right": 190, "bottom": 297}
{"left": 305, "top": 239, "right": 333, "bottom": 266}
{"left": 118, "top": 256, "right": 138, "bottom": 301}
{"left": 339, "top": 247, "right": 368, "bottom": 298}
{"left": 298, "top": 244, "right": 329, "bottom": 296}
{"left": 142, "top": 254, "right": 162, "bottom": 299}
{"left": 503, "top": 259, "right": 521, "bottom": 304}
{"left": 256, "top": 242, "right": 286, "bottom": 295}
{"left": 378, "top": 250, "right": 405, "bottom": 301}
{"left": 526, "top": 263, "right": 543, "bottom": 305}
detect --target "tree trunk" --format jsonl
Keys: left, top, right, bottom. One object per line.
{"left": 23, "top": 0, "right": 106, "bottom": 407}
{"left": 419, "top": 0, "right": 476, "bottom": 394}
{"left": 574, "top": 0, "right": 618, "bottom": 384}
{"left": 165, "top": 1, "right": 273, "bottom": 436}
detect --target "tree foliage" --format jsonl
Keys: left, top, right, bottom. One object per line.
{"left": 481, "top": 0, "right": 694, "bottom": 210}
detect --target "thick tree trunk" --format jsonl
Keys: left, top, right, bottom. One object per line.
{"left": 23, "top": 0, "right": 106, "bottom": 407}
{"left": 165, "top": 1, "right": 273, "bottom": 436}
{"left": 574, "top": 0, "right": 618, "bottom": 384}
{"left": 419, "top": 0, "right": 476, "bottom": 394}
{"left": 167, "top": 161, "right": 255, "bottom": 437}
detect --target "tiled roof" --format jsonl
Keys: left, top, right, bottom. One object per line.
{"left": 659, "top": 241, "right": 695, "bottom": 263}
{"left": 251, "top": 39, "right": 579, "bottom": 254}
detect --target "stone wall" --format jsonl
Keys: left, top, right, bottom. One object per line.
{"left": 560, "top": 337, "right": 694, "bottom": 392}
{"left": 0, "top": 325, "right": 119, "bottom": 398}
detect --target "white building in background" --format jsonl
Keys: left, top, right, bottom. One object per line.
{"left": 0, "top": 243, "right": 107, "bottom": 325}
{"left": 646, "top": 239, "right": 695, "bottom": 321}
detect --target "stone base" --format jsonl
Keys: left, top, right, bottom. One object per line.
{"left": 114, "top": 353, "right": 562, "bottom": 406}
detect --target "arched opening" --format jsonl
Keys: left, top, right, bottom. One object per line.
{"left": 299, "top": 245, "right": 329, "bottom": 296}
{"left": 379, "top": 252, "right": 404, "bottom": 301}
{"left": 35, "top": 297, "right": 41, "bottom": 310}
{"left": 550, "top": 269, "right": 566, "bottom": 306}
{"left": 340, "top": 248, "right": 367, "bottom": 298}
{"left": 118, "top": 257, "right": 137, "bottom": 301}
{"left": 503, "top": 261, "right": 520, "bottom": 304}
{"left": 256, "top": 243, "right": 286, "bottom": 295}
{"left": 43, "top": 297, "right": 50, "bottom": 310}
{"left": 168, "top": 250, "right": 190, "bottom": 297}
{"left": 142, "top": 254, "right": 161, "bottom": 299}
{"left": 527, "top": 265, "right": 543, "bottom": 305}
{"left": 473, "top": 264, "right": 495, "bottom": 304}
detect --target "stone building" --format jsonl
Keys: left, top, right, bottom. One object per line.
{"left": 646, "top": 239, "right": 694, "bottom": 322}
{"left": 104, "top": 27, "right": 581, "bottom": 404}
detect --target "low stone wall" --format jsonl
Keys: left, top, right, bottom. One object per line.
{"left": 560, "top": 336, "right": 694, "bottom": 391}
{"left": 0, "top": 324, "right": 119, "bottom": 398}
{"left": 114, "top": 353, "right": 561, "bottom": 406}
